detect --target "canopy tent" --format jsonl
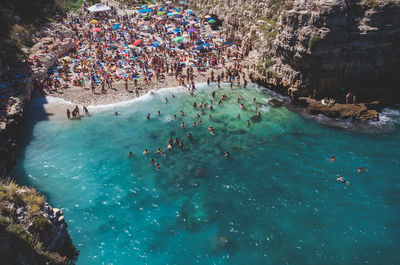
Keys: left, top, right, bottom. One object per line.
{"left": 88, "top": 4, "right": 111, "bottom": 13}
{"left": 138, "top": 8, "right": 153, "bottom": 13}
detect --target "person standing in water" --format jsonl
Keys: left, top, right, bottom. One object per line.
{"left": 66, "top": 109, "right": 71, "bottom": 119}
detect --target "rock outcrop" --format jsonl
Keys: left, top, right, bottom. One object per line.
{"left": 191, "top": 0, "right": 400, "bottom": 104}
{"left": 0, "top": 181, "right": 78, "bottom": 265}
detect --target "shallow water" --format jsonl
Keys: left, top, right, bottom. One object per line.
{"left": 12, "top": 84, "right": 400, "bottom": 265}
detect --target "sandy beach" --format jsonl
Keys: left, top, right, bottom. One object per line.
{"left": 34, "top": 0, "right": 249, "bottom": 121}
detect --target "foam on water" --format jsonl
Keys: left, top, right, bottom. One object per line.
{"left": 12, "top": 84, "right": 400, "bottom": 265}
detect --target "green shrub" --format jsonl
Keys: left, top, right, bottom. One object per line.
{"left": 368, "top": 0, "right": 377, "bottom": 8}
{"left": 0, "top": 216, "right": 11, "bottom": 227}
{"left": 308, "top": 36, "right": 322, "bottom": 51}
{"left": 33, "top": 216, "right": 52, "bottom": 232}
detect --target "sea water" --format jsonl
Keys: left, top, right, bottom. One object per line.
{"left": 12, "top": 84, "right": 400, "bottom": 265}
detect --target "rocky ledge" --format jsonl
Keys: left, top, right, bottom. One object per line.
{"left": 0, "top": 181, "right": 78, "bottom": 265}
{"left": 297, "top": 97, "right": 379, "bottom": 121}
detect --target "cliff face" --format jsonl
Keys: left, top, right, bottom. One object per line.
{"left": 0, "top": 181, "right": 78, "bottom": 265}
{"left": 191, "top": 0, "right": 400, "bottom": 103}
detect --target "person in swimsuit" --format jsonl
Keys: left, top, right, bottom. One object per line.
{"left": 147, "top": 113, "right": 150, "bottom": 120}
{"left": 336, "top": 175, "right": 345, "bottom": 183}
{"left": 247, "top": 120, "right": 251, "bottom": 127}
{"left": 358, "top": 167, "right": 367, "bottom": 172}
{"left": 156, "top": 163, "right": 160, "bottom": 170}
{"left": 143, "top": 149, "right": 149, "bottom": 155}
{"left": 331, "top": 156, "right": 336, "bottom": 162}
{"left": 128, "top": 152, "right": 134, "bottom": 157}
{"left": 164, "top": 98, "right": 168, "bottom": 103}
{"left": 181, "top": 122, "right": 185, "bottom": 128}
{"left": 224, "top": 152, "right": 230, "bottom": 158}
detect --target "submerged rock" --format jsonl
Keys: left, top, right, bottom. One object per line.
{"left": 268, "top": 98, "right": 283, "bottom": 107}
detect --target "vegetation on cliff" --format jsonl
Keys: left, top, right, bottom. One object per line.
{"left": 0, "top": 180, "right": 79, "bottom": 264}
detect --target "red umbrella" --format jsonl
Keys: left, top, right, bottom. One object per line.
{"left": 93, "top": 28, "right": 101, "bottom": 32}
{"left": 134, "top": 39, "right": 142, "bottom": 46}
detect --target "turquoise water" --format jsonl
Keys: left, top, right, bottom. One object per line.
{"left": 13, "top": 84, "right": 400, "bottom": 264}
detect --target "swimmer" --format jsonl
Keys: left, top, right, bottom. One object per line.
{"left": 187, "top": 133, "right": 192, "bottom": 139}
{"left": 157, "top": 110, "right": 161, "bottom": 116}
{"left": 358, "top": 167, "right": 367, "bottom": 172}
{"left": 151, "top": 91, "right": 155, "bottom": 95}
{"left": 257, "top": 111, "right": 261, "bottom": 117}
{"left": 172, "top": 94, "right": 175, "bottom": 98}
{"left": 237, "top": 114, "right": 241, "bottom": 119}
{"left": 331, "top": 156, "right": 336, "bottom": 162}
{"left": 164, "top": 98, "right": 168, "bottom": 103}
{"left": 336, "top": 175, "right": 345, "bottom": 183}
{"left": 168, "top": 137, "right": 173, "bottom": 144}
{"left": 173, "top": 114, "right": 177, "bottom": 119}
{"left": 181, "top": 122, "right": 185, "bottom": 128}
{"left": 143, "top": 149, "right": 149, "bottom": 155}
{"left": 209, "top": 114, "right": 213, "bottom": 119}
{"left": 179, "top": 142, "right": 184, "bottom": 149}
{"left": 247, "top": 120, "right": 251, "bottom": 127}
{"left": 167, "top": 144, "right": 173, "bottom": 150}
{"left": 174, "top": 138, "right": 179, "bottom": 145}
{"left": 210, "top": 105, "right": 214, "bottom": 111}
{"left": 208, "top": 126, "right": 214, "bottom": 133}
{"left": 193, "top": 102, "right": 197, "bottom": 108}
{"left": 253, "top": 97, "right": 256, "bottom": 103}
{"left": 240, "top": 104, "right": 245, "bottom": 110}
{"left": 151, "top": 158, "right": 155, "bottom": 165}
{"left": 201, "top": 109, "right": 205, "bottom": 115}
{"left": 147, "top": 113, "right": 150, "bottom": 120}
{"left": 211, "top": 91, "right": 215, "bottom": 98}
{"left": 224, "top": 152, "right": 230, "bottom": 158}
{"left": 115, "top": 112, "right": 119, "bottom": 115}
{"left": 156, "top": 163, "right": 160, "bottom": 170}
{"left": 193, "top": 122, "right": 197, "bottom": 127}
{"left": 199, "top": 102, "right": 203, "bottom": 108}
{"left": 197, "top": 113, "right": 201, "bottom": 118}
{"left": 128, "top": 152, "right": 134, "bottom": 157}
{"left": 180, "top": 110, "right": 184, "bottom": 116}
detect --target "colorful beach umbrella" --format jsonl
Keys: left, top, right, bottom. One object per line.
{"left": 93, "top": 28, "right": 101, "bottom": 32}
{"left": 91, "top": 19, "right": 98, "bottom": 24}
{"left": 173, "top": 28, "right": 181, "bottom": 33}
{"left": 208, "top": 19, "right": 216, "bottom": 24}
{"left": 157, "top": 11, "right": 165, "bottom": 15}
{"left": 174, "top": 36, "right": 184, "bottom": 42}
{"left": 134, "top": 39, "right": 142, "bottom": 46}
{"left": 187, "top": 28, "right": 196, "bottom": 32}
{"left": 138, "top": 8, "right": 152, "bottom": 13}
{"left": 113, "top": 24, "right": 120, "bottom": 30}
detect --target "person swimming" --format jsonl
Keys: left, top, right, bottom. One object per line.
{"left": 358, "top": 166, "right": 367, "bottom": 172}
{"left": 337, "top": 175, "right": 345, "bottom": 183}
{"left": 193, "top": 122, "right": 197, "bottom": 127}
{"left": 193, "top": 102, "right": 197, "bottom": 108}
{"left": 209, "top": 114, "right": 212, "bottom": 119}
{"left": 143, "top": 149, "right": 149, "bottom": 155}
{"left": 157, "top": 110, "right": 161, "bottom": 116}
{"left": 257, "top": 111, "right": 261, "bottom": 117}
{"left": 173, "top": 114, "right": 177, "bottom": 119}
{"left": 174, "top": 138, "right": 179, "bottom": 145}
{"left": 224, "top": 152, "right": 230, "bottom": 158}
{"left": 247, "top": 120, "right": 251, "bottom": 126}
{"left": 240, "top": 104, "right": 245, "bottom": 110}
{"left": 237, "top": 114, "right": 240, "bottom": 119}
{"left": 331, "top": 155, "right": 336, "bottom": 162}
{"left": 151, "top": 158, "right": 155, "bottom": 165}
{"left": 179, "top": 141, "right": 184, "bottom": 149}
{"left": 253, "top": 97, "right": 256, "bottom": 103}
{"left": 167, "top": 144, "right": 173, "bottom": 150}
{"left": 168, "top": 137, "right": 173, "bottom": 144}
{"left": 164, "top": 98, "right": 168, "bottom": 103}
{"left": 147, "top": 113, "right": 150, "bottom": 120}
{"left": 115, "top": 112, "right": 119, "bottom": 115}
{"left": 128, "top": 152, "right": 134, "bottom": 157}
{"left": 187, "top": 133, "right": 192, "bottom": 139}
{"left": 181, "top": 122, "right": 185, "bottom": 128}
{"left": 156, "top": 163, "right": 160, "bottom": 170}
{"left": 180, "top": 110, "right": 184, "bottom": 116}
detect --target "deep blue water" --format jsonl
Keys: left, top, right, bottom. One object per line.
{"left": 12, "top": 84, "right": 400, "bottom": 264}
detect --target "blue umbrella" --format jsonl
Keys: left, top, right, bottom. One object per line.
{"left": 179, "top": 1, "right": 186, "bottom": 4}
{"left": 196, "top": 40, "right": 204, "bottom": 45}
{"left": 113, "top": 24, "right": 120, "bottom": 30}
{"left": 138, "top": 8, "right": 153, "bottom": 13}
{"left": 173, "top": 28, "right": 181, "bottom": 33}
{"left": 203, "top": 43, "right": 211, "bottom": 47}
{"left": 153, "top": 41, "right": 160, "bottom": 47}
{"left": 195, "top": 45, "right": 204, "bottom": 51}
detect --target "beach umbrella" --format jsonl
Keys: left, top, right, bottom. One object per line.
{"left": 195, "top": 45, "right": 204, "bottom": 51}
{"left": 93, "top": 28, "right": 101, "bottom": 32}
{"left": 173, "top": 28, "right": 181, "bottom": 33}
{"left": 174, "top": 36, "right": 184, "bottom": 42}
{"left": 166, "top": 1, "right": 172, "bottom": 3}
{"left": 113, "top": 24, "right": 120, "bottom": 30}
{"left": 203, "top": 43, "right": 211, "bottom": 47}
{"left": 91, "top": 19, "right": 98, "bottom": 24}
{"left": 134, "top": 39, "right": 142, "bottom": 46}
{"left": 187, "top": 28, "right": 196, "bottom": 32}
{"left": 196, "top": 40, "right": 204, "bottom": 45}
{"left": 179, "top": 1, "right": 186, "bottom": 4}
{"left": 208, "top": 19, "right": 216, "bottom": 24}
{"left": 167, "top": 13, "right": 175, "bottom": 17}
{"left": 157, "top": 11, "right": 165, "bottom": 15}
{"left": 138, "top": 8, "right": 153, "bottom": 13}
{"left": 153, "top": 41, "right": 160, "bottom": 47}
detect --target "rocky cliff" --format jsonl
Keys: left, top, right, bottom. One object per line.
{"left": 190, "top": 0, "right": 400, "bottom": 104}
{"left": 0, "top": 181, "right": 78, "bottom": 265}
